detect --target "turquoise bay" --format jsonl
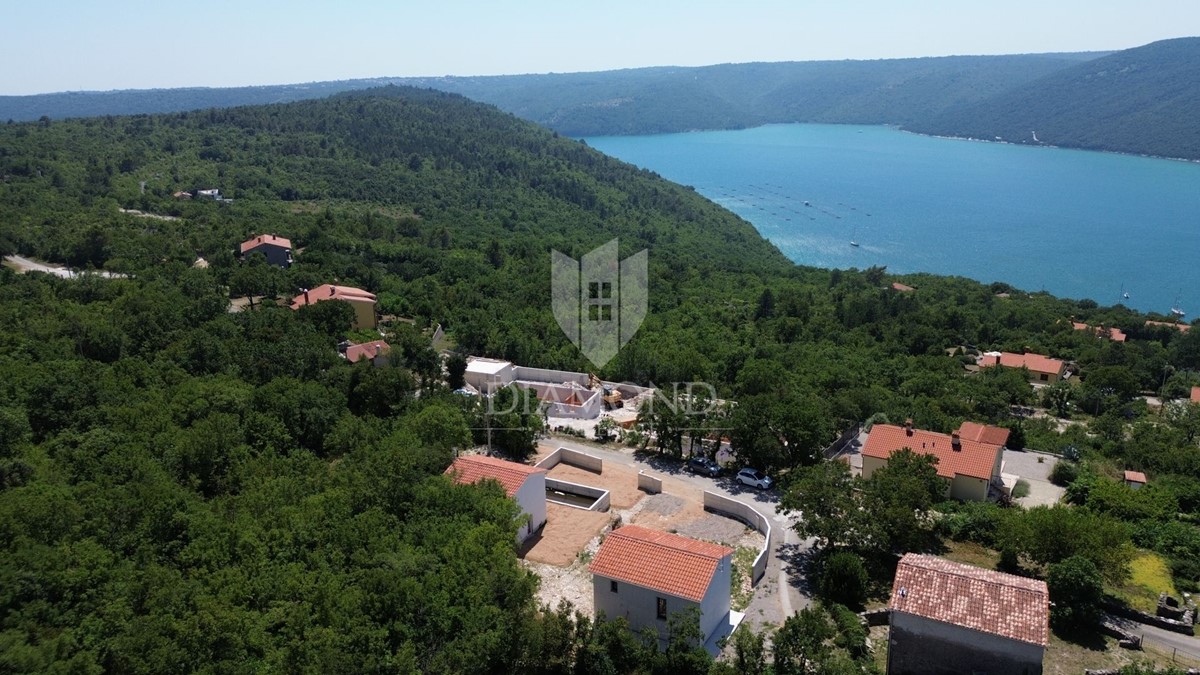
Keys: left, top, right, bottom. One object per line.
{"left": 587, "top": 124, "right": 1200, "bottom": 317}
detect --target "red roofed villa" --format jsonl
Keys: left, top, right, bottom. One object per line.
{"left": 445, "top": 454, "right": 547, "bottom": 543}
{"left": 1147, "top": 320, "right": 1191, "bottom": 333}
{"left": 980, "top": 351, "right": 1067, "bottom": 383}
{"left": 1125, "top": 470, "right": 1148, "bottom": 490}
{"left": 887, "top": 553, "right": 1048, "bottom": 675}
{"left": 1191, "top": 386, "right": 1200, "bottom": 404}
{"left": 590, "top": 524, "right": 739, "bottom": 650}
{"left": 343, "top": 340, "right": 390, "bottom": 366}
{"left": 862, "top": 420, "right": 1006, "bottom": 501}
{"left": 290, "top": 284, "right": 378, "bottom": 329}
{"left": 239, "top": 234, "right": 293, "bottom": 268}
{"left": 891, "top": 282, "right": 916, "bottom": 293}
{"left": 1072, "top": 321, "right": 1127, "bottom": 342}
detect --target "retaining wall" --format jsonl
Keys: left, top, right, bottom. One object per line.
{"left": 1104, "top": 600, "right": 1196, "bottom": 635}
{"left": 535, "top": 447, "right": 604, "bottom": 473}
{"left": 637, "top": 470, "right": 662, "bottom": 494}
{"left": 514, "top": 366, "right": 589, "bottom": 386}
{"left": 702, "top": 491, "right": 772, "bottom": 586}
{"left": 546, "top": 478, "right": 611, "bottom": 512}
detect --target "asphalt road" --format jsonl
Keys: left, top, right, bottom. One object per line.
{"left": 546, "top": 435, "right": 811, "bottom": 628}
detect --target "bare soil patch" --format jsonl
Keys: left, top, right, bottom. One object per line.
{"left": 546, "top": 462, "right": 644, "bottom": 510}
{"left": 523, "top": 503, "right": 611, "bottom": 566}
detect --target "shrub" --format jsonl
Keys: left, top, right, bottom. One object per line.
{"left": 1012, "top": 479, "right": 1031, "bottom": 499}
{"left": 818, "top": 551, "right": 869, "bottom": 608}
{"left": 828, "top": 603, "right": 868, "bottom": 660}
{"left": 941, "top": 501, "right": 1008, "bottom": 548}
{"left": 1049, "top": 460, "right": 1079, "bottom": 486}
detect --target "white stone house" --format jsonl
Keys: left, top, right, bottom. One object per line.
{"left": 589, "top": 525, "right": 733, "bottom": 647}
{"left": 444, "top": 454, "right": 547, "bottom": 543}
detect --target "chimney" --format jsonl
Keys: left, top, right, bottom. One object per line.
{"left": 904, "top": 418, "right": 913, "bottom": 436}
{"left": 951, "top": 432, "right": 962, "bottom": 452}
{"left": 329, "top": 286, "right": 336, "bottom": 297}
{"left": 374, "top": 344, "right": 382, "bottom": 356}
{"left": 303, "top": 289, "right": 310, "bottom": 304}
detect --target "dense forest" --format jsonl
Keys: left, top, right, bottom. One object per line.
{"left": 3, "top": 87, "right": 1200, "bottom": 671}
{"left": 908, "top": 37, "right": 1200, "bottom": 159}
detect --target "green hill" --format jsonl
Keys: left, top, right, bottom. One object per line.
{"left": 909, "top": 37, "right": 1200, "bottom": 158}
{"left": 3, "top": 88, "right": 1200, "bottom": 671}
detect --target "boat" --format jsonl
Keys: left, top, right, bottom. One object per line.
{"left": 849, "top": 241, "right": 860, "bottom": 248}
{"left": 1171, "top": 293, "right": 1186, "bottom": 318}
{"left": 850, "top": 225, "right": 860, "bottom": 247}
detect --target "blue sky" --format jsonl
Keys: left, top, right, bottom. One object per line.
{"left": 3, "top": 0, "right": 1197, "bottom": 95}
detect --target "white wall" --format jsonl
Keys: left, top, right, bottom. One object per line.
{"left": 513, "top": 472, "right": 547, "bottom": 543}
{"left": 703, "top": 491, "right": 771, "bottom": 586}
{"left": 464, "top": 361, "right": 515, "bottom": 394}
{"left": 698, "top": 553, "right": 732, "bottom": 641}
{"left": 593, "top": 575, "right": 700, "bottom": 646}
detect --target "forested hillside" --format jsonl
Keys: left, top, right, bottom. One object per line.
{"left": 0, "top": 53, "right": 1095, "bottom": 136}
{"left": 3, "top": 88, "right": 1200, "bottom": 671}
{"left": 908, "top": 37, "right": 1200, "bottom": 159}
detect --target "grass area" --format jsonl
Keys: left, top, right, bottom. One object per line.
{"left": 730, "top": 546, "right": 757, "bottom": 612}
{"left": 1112, "top": 551, "right": 1179, "bottom": 613}
{"left": 1012, "top": 479, "right": 1031, "bottom": 498}
{"left": 1042, "top": 631, "right": 1184, "bottom": 675}
{"left": 941, "top": 540, "right": 1002, "bottom": 570}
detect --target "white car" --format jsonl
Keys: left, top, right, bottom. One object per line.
{"left": 736, "top": 468, "right": 773, "bottom": 490}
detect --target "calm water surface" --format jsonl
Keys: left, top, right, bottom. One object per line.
{"left": 587, "top": 124, "right": 1200, "bottom": 316}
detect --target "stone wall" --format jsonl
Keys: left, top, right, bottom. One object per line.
{"left": 1104, "top": 599, "right": 1195, "bottom": 635}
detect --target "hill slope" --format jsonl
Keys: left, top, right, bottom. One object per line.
{"left": 908, "top": 37, "right": 1200, "bottom": 158}
{"left": 0, "top": 53, "right": 1095, "bottom": 135}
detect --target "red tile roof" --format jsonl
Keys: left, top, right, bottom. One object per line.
{"left": 890, "top": 554, "right": 1048, "bottom": 647}
{"left": 444, "top": 454, "right": 545, "bottom": 498}
{"left": 980, "top": 352, "right": 1066, "bottom": 376}
{"left": 1146, "top": 320, "right": 1191, "bottom": 333}
{"left": 863, "top": 424, "right": 1000, "bottom": 481}
{"left": 1124, "top": 470, "right": 1147, "bottom": 484}
{"left": 1191, "top": 387, "right": 1200, "bottom": 404}
{"left": 240, "top": 234, "right": 293, "bottom": 254}
{"left": 290, "top": 284, "right": 376, "bottom": 310}
{"left": 345, "top": 340, "right": 390, "bottom": 363}
{"left": 1072, "top": 322, "right": 1126, "bottom": 342}
{"left": 589, "top": 525, "right": 734, "bottom": 603}
{"left": 891, "top": 282, "right": 915, "bottom": 292}
{"left": 956, "top": 421, "right": 1011, "bottom": 448}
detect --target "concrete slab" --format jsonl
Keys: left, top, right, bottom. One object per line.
{"left": 705, "top": 610, "right": 746, "bottom": 657}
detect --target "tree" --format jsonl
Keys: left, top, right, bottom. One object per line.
{"left": 446, "top": 353, "right": 468, "bottom": 390}
{"left": 779, "top": 461, "right": 863, "bottom": 552}
{"left": 773, "top": 606, "right": 833, "bottom": 675}
{"left": 864, "top": 448, "right": 945, "bottom": 554}
{"left": 1047, "top": 555, "right": 1104, "bottom": 629}
{"left": 819, "top": 551, "right": 869, "bottom": 608}
{"left": 1042, "top": 381, "right": 1074, "bottom": 418}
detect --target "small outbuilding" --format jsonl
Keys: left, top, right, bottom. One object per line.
{"left": 444, "top": 454, "right": 547, "bottom": 543}
{"left": 1124, "top": 470, "right": 1148, "bottom": 490}
{"left": 887, "top": 553, "right": 1048, "bottom": 675}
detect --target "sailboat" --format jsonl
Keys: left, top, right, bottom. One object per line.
{"left": 1171, "top": 292, "right": 1186, "bottom": 318}
{"left": 849, "top": 225, "right": 860, "bottom": 247}
{"left": 1120, "top": 283, "right": 1130, "bottom": 301}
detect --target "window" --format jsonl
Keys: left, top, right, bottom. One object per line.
{"left": 1039, "top": 373, "right": 1049, "bottom": 381}
{"left": 588, "top": 282, "right": 600, "bottom": 299}
{"left": 656, "top": 597, "right": 667, "bottom": 620}
{"left": 589, "top": 305, "right": 600, "bottom": 321}
{"left": 601, "top": 282, "right": 612, "bottom": 299}
{"left": 601, "top": 305, "right": 612, "bottom": 320}
{"left": 610, "top": 580, "right": 618, "bottom": 593}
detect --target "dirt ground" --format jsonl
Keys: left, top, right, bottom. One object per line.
{"left": 523, "top": 504, "right": 611, "bottom": 566}
{"left": 545, "top": 461, "right": 645, "bottom": 510}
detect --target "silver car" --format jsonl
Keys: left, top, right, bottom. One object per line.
{"left": 736, "top": 468, "right": 773, "bottom": 489}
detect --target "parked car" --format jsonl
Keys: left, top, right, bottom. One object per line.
{"left": 737, "top": 468, "right": 773, "bottom": 490}
{"left": 687, "top": 456, "right": 722, "bottom": 477}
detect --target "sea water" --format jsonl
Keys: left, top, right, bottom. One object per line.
{"left": 587, "top": 124, "right": 1200, "bottom": 316}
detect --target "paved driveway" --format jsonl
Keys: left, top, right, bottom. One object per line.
{"left": 1002, "top": 449, "right": 1065, "bottom": 507}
